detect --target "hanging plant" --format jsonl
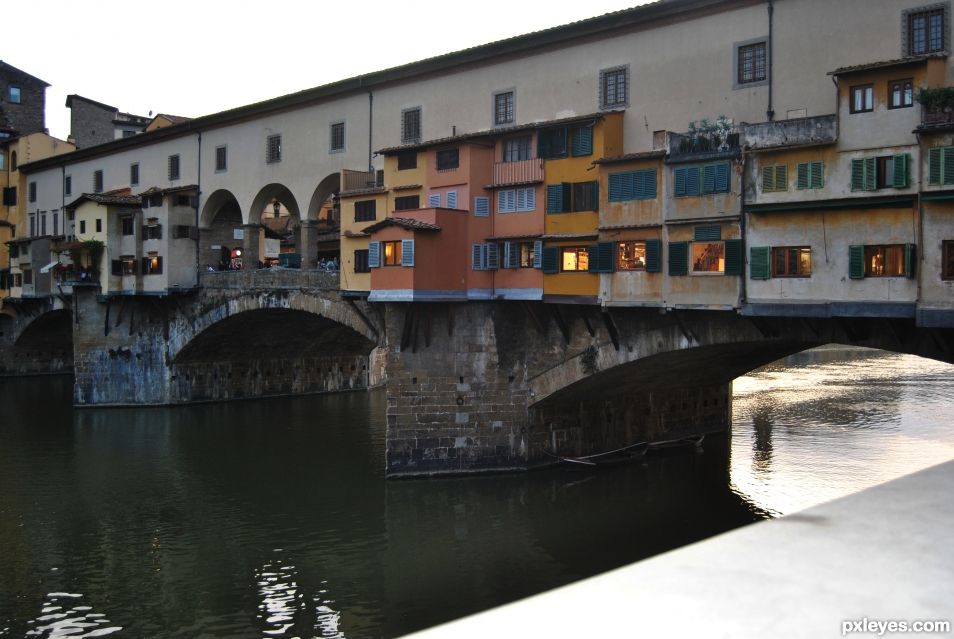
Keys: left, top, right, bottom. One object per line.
{"left": 80, "top": 239, "right": 104, "bottom": 272}
{"left": 916, "top": 87, "right": 954, "bottom": 112}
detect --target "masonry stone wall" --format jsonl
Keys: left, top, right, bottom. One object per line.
{"left": 69, "top": 100, "right": 117, "bottom": 150}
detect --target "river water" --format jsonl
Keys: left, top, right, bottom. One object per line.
{"left": 0, "top": 346, "right": 952, "bottom": 638}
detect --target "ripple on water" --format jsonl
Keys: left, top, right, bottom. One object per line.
{"left": 23, "top": 593, "right": 121, "bottom": 638}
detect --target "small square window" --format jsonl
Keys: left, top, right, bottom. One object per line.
{"left": 266, "top": 134, "right": 282, "bottom": 163}
{"left": 436, "top": 148, "right": 459, "bottom": 171}
{"left": 8, "top": 86, "right": 21, "bottom": 104}
{"left": 905, "top": 6, "right": 947, "bottom": 56}
{"left": 850, "top": 85, "right": 874, "bottom": 113}
{"left": 599, "top": 66, "right": 629, "bottom": 109}
{"left": 494, "top": 90, "right": 514, "bottom": 126}
{"left": 397, "top": 151, "right": 417, "bottom": 170}
{"left": 889, "top": 79, "right": 914, "bottom": 109}
{"left": 737, "top": 42, "right": 767, "bottom": 85}
{"left": 561, "top": 247, "right": 589, "bottom": 272}
{"left": 401, "top": 107, "right": 421, "bottom": 144}
{"left": 330, "top": 122, "right": 345, "bottom": 153}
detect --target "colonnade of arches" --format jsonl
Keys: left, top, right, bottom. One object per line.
{"left": 199, "top": 174, "right": 341, "bottom": 271}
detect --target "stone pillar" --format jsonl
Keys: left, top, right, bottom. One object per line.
{"left": 299, "top": 220, "right": 318, "bottom": 269}
{"left": 242, "top": 224, "right": 261, "bottom": 270}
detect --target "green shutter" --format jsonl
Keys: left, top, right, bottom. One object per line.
{"left": 597, "top": 241, "right": 615, "bottom": 273}
{"left": 724, "top": 239, "right": 743, "bottom": 276}
{"left": 645, "top": 239, "right": 661, "bottom": 272}
{"left": 929, "top": 147, "right": 942, "bottom": 185}
{"left": 796, "top": 162, "right": 810, "bottom": 190}
{"left": 849, "top": 245, "right": 865, "bottom": 279}
{"left": 904, "top": 243, "right": 917, "bottom": 278}
{"left": 668, "top": 241, "right": 688, "bottom": 276}
{"left": 694, "top": 224, "right": 721, "bottom": 241}
{"left": 863, "top": 157, "right": 876, "bottom": 191}
{"left": 542, "top": 246, "right": 559, "bottom": 274}
{"left": 571, "top": 126, "right": 593, "bottom": 157}
{"left": 850, "top": 158, "right": 865, "bottom": 191}
{"left": 546, "top": 184, "right": 564, "bottom": 213}
{"left": 674, "top": 167, "right": 688, "bottom": 197}
{"left": 761, "top": 165, "right": 775, "bottom": 192}
{"left": 702, "top": 164, "right": 717, "bottom": 193}
{"left": 776, "top": 165, "right": 788, "bottom": 191}
{"left": 749, "top": 246, "right": 771, "bottom": 280}
{"left": 943, "top": 147, "right": 954, "bottom": 185}
{"left": 810, "top": 161, "right": 824, "bottom": 188}
{"left": 587, "top": 244, "right": 599, "bottom": 272}
{"left": 537, "top": 130, "right": 551, "bottom": 159}
{"left": 893, "top": 154, "right": 909, "bottom": 188}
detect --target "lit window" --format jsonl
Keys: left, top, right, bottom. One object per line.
{"left": 143, "top": 255, "right": 163, "bottom": 275}
{"left": 618, "top": 241, "right": 647, "bottom": 271}
{"left": 382, "top": 240, "right": 403, "bottom": 266}
{"left": 494, "top": 91, "right": 514, "bottom": 126}
{"left": 519, "top": 242, "right": 536, "bottom": 268}
{"left": 772, "top": 246, "right": 812, "bottom": 277}
{"left": 561, "top": 247, "right": 589, "bottom": 272}
{"left": 889, "top": 79, "right": 914, "bottom": 109}
{"left": 850, "top": 85, "right": 874, "bottom": 113}
{"left": 865, "top": 245, "right": 906, "bottom": 277}
{"left": 691, "top": 242, "right": 725, "bottom": 273}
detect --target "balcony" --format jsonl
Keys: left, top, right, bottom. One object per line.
{"left": 921, "top": 109, "right": 954, "bottom": 127}
{"left": 341, "top": 169, "right": 384, "bottom": 193}
{"left": 667, "top": 124, "right": 741, "bottom": 163}
{"left": 741, "top": 114, "right": 837, "bottom": 150}
{"left": 492, "top": 158, "right": 544, "bottom": 187}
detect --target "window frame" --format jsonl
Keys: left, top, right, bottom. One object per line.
{"left": 64, "top": 175, "right": 71, "bottom": 197}
{"left": 215, "top": 145, "right": 228, "bottom": 172}
{"left": 436, "top": 148, "right": 460, "bottom": 171}
{"left": 401, "top": 107, "right": 422, "bottom": 144}
{"left": 771, "top": 246, "right": 812, "bottom": 278}
{"left": 121, "top": 216, "right": 135, "bottom": 236}
{"left": 888, "top": 78, "right": 914, "bottom": 109}
{"left": 733, "top": 38, "right": 769, "bottom": 90}
{"left": 330, "top": 121, "right": 345, "bottom": 153}
{"left": 502, "top": 136, "right": 532, "bottom": 162}
{"left": 130, "top": 162, "right": 140, "bottom": 186}
{"left": 167, "top": 154, "right": 181, "bottom": 181}
{"left": 382, "top": 240, "right": 403, "bottom": 266}
{"left": 354, "top": 199, "right": 377, "bottom": 222}
{"left": 850, "top": 84, "right": 874, "bottom": 113}
{"left": 560, "top": 246, "right": 590, "bottom": 272}
{"left": 617, "top": 241, "right": 647, "bottom": 271}
{"left": 28, "top": 181, "right": 36, "bottom": 203}
{"left": 904, "top": 4, "right": 948, "bottom": 56}
{"left": 397, "top": 151, "right": 417, "bottom": 170}
{"left": 942, "top": 240, "right": 954, "bottom": 280}
{"left": 394, "top": 195, "right": 420, "bottom": 211}
{"left": 599, "top": 65, "right": 629, "bottom": 110}
{"left": 493, "top": 89, "right": 515, "bottom": 126}
{"left": 93, "top": 170, "right": 104, "bottom": 194}
{"left": 864, "top": 244, "right": 907, "bottom": 277}
{"left": 266, "top": 134, "right": 282, "bottom": 164}
{"left": 690, "top": 241, "right": 726, "bottom": 275}
{"left": 354, "top": 249, "right": 370, "bottom": 274}
{"left": 8, "top": 86, "right": 21, "bottom": 104}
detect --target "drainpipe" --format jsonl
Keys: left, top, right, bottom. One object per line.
{"left": 739, "top": 149, "right": 748, "bottom": 310}
{"left": 766, "top": 0, "right": 775, "bottom": 121}
{"left": 915, "top": 131, "right": 924, "bottom": 312}
{"left": 368, "top": 92, "right": 374, "bottom": 173}
{"left": 195, "top": 131, "right": 201, "bottom": 287}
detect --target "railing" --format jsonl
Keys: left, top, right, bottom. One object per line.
{"left": 199, "top": 269, "right": 340, "bottom": 291}
{"left": 741, "top": 114, "right": 837, "bottom": 150}
{"left": 668, "top": 130, "right": 741, "bottom": 161}
{"left": 922, "top": 109, "right": 954, "bottom": 126}
{"left": 492, "top": 158, "right": 544, "bottom": 186}
{"left": 341, "top": 169, "right": 383, "bottom": 192}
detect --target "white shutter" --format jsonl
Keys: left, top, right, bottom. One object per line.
{"left": 533, "top": 240, "right": 543, "bottom": 268}
{"left": 487, "top": 243, "right": 499, "bottom": 269}
{"left": 428, "top": 192, "right": 441, "bottom": 208}
{"left": 524, "top": 187, "right": 536, "bottom": 211}
{"left": 515, "top": 188, "right": 527, "bottom": 212}
{"left": 368, "top": 241, "right": 381, "bottom": 268}
{"left": 446, "top": 191, "right": 458, "bottom": 209}
{"left": 472, "top": 244, "right": 483, "bottom": 270}
{"left": 497, "top": 189, "right": 515, "bottom": 213}
{"left": 401, "top": 239, "right": 415, "bottom": 266}
{"left": 503, "top": 242, "right": 512, "bottom": 269}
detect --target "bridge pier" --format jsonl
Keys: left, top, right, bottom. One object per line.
{"left": 242, "top": 223, "right": 262, "bottom": 269}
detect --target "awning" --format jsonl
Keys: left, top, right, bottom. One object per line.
{"left": 40, "top": 260, "right": 60, "bottom": 273}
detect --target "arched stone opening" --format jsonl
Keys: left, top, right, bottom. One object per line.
{"left": 248, "top": 184, "right": 302, "bottom": 270}
{"left": 200, "top": 189, "right": 244, "bottom": 271}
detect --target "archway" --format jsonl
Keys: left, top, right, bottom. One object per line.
{"left": 249, "top": 184, "right": 301, "bottom": 269}
{"left": 11, "top": 309, "right": 74, "bottom": 373}
{"left": 305, "top": 173, "right": 342, "bottom": 270}
{"left": 200, "top": 189, "right": 243, "bottom": 271}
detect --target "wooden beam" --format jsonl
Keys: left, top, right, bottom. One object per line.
{"left": 580, "top": 307, "right": 596, "bottom": 337}
{"left": 550, "top": 305, "right": 570, "bottom": 345}
{"left": 601, "top": 309, "right": 620, "bottom": 351}
{"left": 521, "top": 301, "right": 546, "bottom": 335}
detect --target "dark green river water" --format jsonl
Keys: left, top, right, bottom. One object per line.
{"left": 1, "top": 346, "right": 952, "bottom": 638}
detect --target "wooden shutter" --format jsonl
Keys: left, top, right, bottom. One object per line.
{"left": 474, "top": 196, "right": 489, "bottom": 217}
{"left": 515, "top": 188, "right": 528, "bottom": 211}
{"left": 775, "top": 165, "right": 788, "bottom": 191}
{"left": 686, "top": 166, "right": 701, "bottom": 196}
{"left": 762, "top": 165, "right": 775, "bottom": 192}
{"left": 446, "top": 191, "right": 458, "bottom": 209}
{"left": 638, "top": 169, "right": 657, "bottom": 199}
{"left": 486, "top": 243, "right": 499, "bottom": 270}
{"left": 428, "top": 193, "right": 441, "bottom": 208}
{"left": 608, "top": 172, "right": 631, "bottom": 201}
{"left": 724, "top": 239, "right": 743, "bottom": 276}
{"left": 893, "top": 154, "right": 909, "bottom": 188}
{"left": 472, "top": 244, "right": 484, "bottom": 270}
{"left": 694, "top": 224, "right": 721, "bottom": 241}
{"left": 796, "top": 162, "right": 810, "bottom": 190}
{"left": 674, "top": 167, "right": 688, "bottom": 197}
{"left": 810, "top": 161, "right": 824, "bottom": 188}
{"left": 929, "top": 147, "right": 942, "bottom": 185}
{"left": 368, "top": 241, "right": 380, "bottom": 268}
{"left": 848, "top": 245, "right": 865, "bottom": 279}
{"left": 715, "top": 163, "right": 730, "bottom": 193}
{"left": 668, "top": 241, "right": 688, "bottom": 276}
{"left": 533, "top": 240, "right": 543, "bottom": 269}
{"left": 571, "top": 126, "right": 593, "bottom": 156}
{"left": 597, "top": 241, "right": 615, "bottom": 273}
{"left": 904, "top": 243, "right": 917, "bottom": 278}
{"left": 749, "top": 246, "right": 771, "bottom": 280}
{"left": 541, "top": 246, "right": 559, "bottom": 274}
{"left": 645, "top": 239, "right": 661, "bottom": 272}
{"left": 524, "top": 187, "right": 536, "bottom": 211}
{"left": 546, "top": 184, "right": 564, "bottom": 213}
{"left": 703, "top": 164, "right": 717, "bottom": 193}
{"left": 863, "top": 157, "right": 876, "bottom": 191}
{"left": 587, "top": 245, "right": 600, "bottom": 272}
{"left": 401, "top": 239, "right": 415, "bottom": 267}
{"left": 944, "top": 147, "right": 954, "bottom": 185}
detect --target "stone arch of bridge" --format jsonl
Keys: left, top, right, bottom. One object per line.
{"left": 12, "top": 308, "right": 73, "bottom": 351}
{"left": 167, "top": 291, "right": 378, "bottom": 365}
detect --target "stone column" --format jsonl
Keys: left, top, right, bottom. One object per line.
{"left": 242, "top": 224, "right": 262, "bottom": 270}
{"left": 299, "top": 220, "right": 319, "bottom": 269}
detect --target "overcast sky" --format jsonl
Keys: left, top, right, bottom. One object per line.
{"left": 6, "top": 0, "right": 651, "bottom": 141}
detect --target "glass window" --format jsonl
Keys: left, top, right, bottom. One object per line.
{"left": 864, "top": 245, "right": 905, "bottom": 277}
{"left": 401, "top": 108, "right": 421, "bottom": 144}
{"left": 600, "top": 66, "right": 629, "bottom": 108}
{"left": 889, "top": 79, "right": 914, "bottom": 109}
{"left": 494, "top": 91, "right": 514, "bottom": 126}
{"left": 382, "top": 240, "right": 403, "bottom": 266}
{"left": 519, "top": 242, "right": 536, "bottom": 268}
{"left": 737, "top": 42, "right": 767, "bottom": 84}
{"left": 330, "top": 122, "right": 345, "bottom": 152}
{"left": 943, "top": 241, "right": 954, "bottom": 280}
{"left": 8, "top": 86, "right": 21, "bottom": 104}
{"left": 618, "top": 241, "right": 647, "bottom": 271}
{"left": 561, "top": 247, "right": 589, "bottom": 272}
{"left": 908, "top": 7, "right": 945, "bottom": 55}
{"left": 266, "top": 135, "right": 282, "bottom": 163}
{"left": 850, "top": 85, "right": 874, "bottom": 113}
{"left": 691, "top": 242, "right": 725, "bottom": 273}
{"left": 436, "top": 148, "right": 459, "bottom": 171}
{"left": 215, "top": 146, "right": 227, "bottom": 172}
{"left": 397, "top": 151, "right": 417, "bottom": 170}
{"left": 502, "top": 136, "right": 532, "bottom": 162}
{"left": 772, "top": 246, "right": 811, "bottom": 277}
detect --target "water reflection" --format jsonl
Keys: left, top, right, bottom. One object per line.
{"left": 23, "top": 592, "right": 121, "bottom": 638}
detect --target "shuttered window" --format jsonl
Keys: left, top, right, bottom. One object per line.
{"left": 723, "top": 239, "right": 743, "bottom": 276}
{"left": 750, "top": 246, "right": 771, "bottom": 280}
{"left": 852, "top": 244, "right": 916, "bottom": 278}
{"left": 586, "top": 241, "right": 615, "bottom": 273}
{"left": 694, "top": 225, "right": 721, "bottom": 241}
{"left": 547, "top": 182, "right": 597, "bottom": 212}
{"left": 401, "top": 239, "right": 415, "bottom": 267}
{"left": 850, "top": 157, "right": 877, "bottom": 191}
{"left": 368, "top": 241, "right": 381, "bottom": 268}
{"left": 474, "top": 196, "right": 490, "bottom": 217}
{"left": 446, "top": 191, "right": 458, "bottom": 209}
{"left": 546, "top": 183, "right": 571, "bottom": 213}
{"left": 428, "top": 193, "right": 441, "bottom": 208}
{"left": 668, "top": 241, "right": 688, "bottom": 276}
{"left": 541, "top": 246, "right": 560, "bottom": 274}
{"left": 354, "top": 200, "right": 376, "bottom": 222}
{"left": 537, "top": 127, "right": 567, "bottom": 159}
{"left": 675, "top": 163, "right": 730, "bottom": 197}
{"left": 794, "top": 161, "right": 824, "bottom": 190}
{"left": 762, "top": 165, "right": 787, "bottom": 192}
{"left": 608, "top": 169, "right": 657, "bottom": 201}
{"left": 645, "top": 239, "right": 662, "bottom": 273}
{"left": 928, "top": 147, "right": 954, "bottom": 186}
{"left": 571, "top": 126, "right": 593, "bottom": 157}
{"left": 471, "top": 243, "right": 499, "bottom": 270}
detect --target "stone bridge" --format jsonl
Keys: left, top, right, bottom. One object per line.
{"left": 3, "top": 272, "right": 953, "bottom": 477}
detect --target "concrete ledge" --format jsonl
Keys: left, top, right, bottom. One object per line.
{"left": 403, "top": 460, "right": 954, "bottom": 638}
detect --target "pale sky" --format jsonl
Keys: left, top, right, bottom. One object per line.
{"left": 5, "top": 0, "right": 652, "bottom": 142}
